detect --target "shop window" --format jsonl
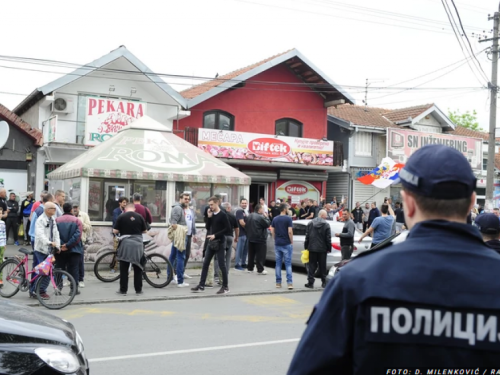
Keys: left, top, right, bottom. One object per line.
{"left": 203, "top": 110, "right": 234, "bottom": 131}
{"left": 175, "top": 182, "right": 240, "bottom": 223}
{"left": 354, "top": 132, "right": 373, "bottom": 156}
{"left": 483, "top": 157, "right": 488, "bottom": 171}
{"left": 275, "top": 118, "right": 303, "bottom": 137}
{"left": 131, "top": 181, "right": 167, "bottom": 223}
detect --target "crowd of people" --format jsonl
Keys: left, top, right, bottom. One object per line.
{"left": 0, "top": 188, "right": 92, "bottom": 296}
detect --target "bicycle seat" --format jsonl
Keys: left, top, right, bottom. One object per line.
{"left": 18, "top": 248, "right": 34, "bottom": 256}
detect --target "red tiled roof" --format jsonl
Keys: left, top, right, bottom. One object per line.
{"left": 327, "top": 104, "right": 398, "bottom": 128}
{"left": 448, "top": 125, "right": 493, "bottom": 141}
{"left": 382, "top": 103, "right": 434, "bottom": 123}
{"left": 180, "top": 49, "right": 294, "bottom": 99}
{"left": 0, "top": 103, "right": 42, "bottom": 146}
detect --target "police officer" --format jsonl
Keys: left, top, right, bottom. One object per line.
{"left": 288, "top": 144, "right": 500, "bottom": 374}
{"left": 475, "top": 213, "right": 500, "bottom": 253}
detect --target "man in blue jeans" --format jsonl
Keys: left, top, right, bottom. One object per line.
{"left": 234, "top": 198, "right": 249, "bottom": 271}
{"left": 270, "top": 203, "right": 294, "bottom": 289}
{"left": 169, "top": 193, "right": 190, "bottom": 288}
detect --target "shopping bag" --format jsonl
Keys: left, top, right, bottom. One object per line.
{"left": 18, "top": 224, "right": 24, "bottom": 238}
{"left": 301, "top": 250, "right": 309, "bottom": 264}
{"left": 34, "top": 255, "right": 55, "bottom": 275}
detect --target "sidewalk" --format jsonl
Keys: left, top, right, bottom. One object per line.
{"left": 2, "top": 245, "right": 321, "bottom": 308}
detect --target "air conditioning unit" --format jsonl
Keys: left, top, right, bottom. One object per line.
{"left": 51, "top": 96, "right": 75, "bottom": 114}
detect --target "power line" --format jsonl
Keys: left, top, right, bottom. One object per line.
{"left": 231, "top": 0, "right": 456, "bottom": 34}
{"left": 440, "top": 0, "right": 489, "bottom": 85}
{"left": 450, "top": 0, "right": 489, "bottom": 81}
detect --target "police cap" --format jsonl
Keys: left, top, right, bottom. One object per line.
{"left": 399, "top": 144, "right": 476, "bottom": 199}
{"left": 475, "top": 213, "right": 500, "bottom": 234}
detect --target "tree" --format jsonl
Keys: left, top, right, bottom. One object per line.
{"left": 448, "top": 109, "right": 481, "bottom": 131}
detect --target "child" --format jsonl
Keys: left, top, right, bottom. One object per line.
{"left": 0, "top": 208, "right": 5, "bottom": 287}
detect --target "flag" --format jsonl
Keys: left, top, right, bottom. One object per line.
{"left": 357, "top": 157, "right": 405, "bottom": 189}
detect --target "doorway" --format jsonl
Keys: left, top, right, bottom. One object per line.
{"left": 103, "top": 182, "right": 128, "bottom": 221}
{"left": 249, "top": 183, "right": 268, "bottom": 212}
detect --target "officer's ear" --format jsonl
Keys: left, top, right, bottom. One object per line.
{"left": 400, "top": 190, "right": 416, "bottom": 220}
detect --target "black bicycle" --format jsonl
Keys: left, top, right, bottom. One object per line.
{"left": 93, "top": 236, "right": 174, "bottom": 288}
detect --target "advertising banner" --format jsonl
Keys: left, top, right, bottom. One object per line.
{"left": 276, "top": 180, "right": 319, "bottom": 204}
{"left": 198, "top": 128, "right": 334, "bottom": 166}
{"left": 387, "top": 128, "right": 482, "bottom": 170}
{"left": 84, "top": 97, "right": 146, "bottom": 146}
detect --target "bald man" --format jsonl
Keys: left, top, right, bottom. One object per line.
{"left": 32, "top": 202, "right": 60, "bottom": 299}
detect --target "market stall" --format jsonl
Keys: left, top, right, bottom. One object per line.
{"left": 47, "top": 116, "right": 250, "bottom": 263}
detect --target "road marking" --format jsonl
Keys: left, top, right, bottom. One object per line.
{"left": 89, "top": 338, "right": 300, "bottom": 363}
{"left": 242, "top": 295, "right": 299, "bottom": 306}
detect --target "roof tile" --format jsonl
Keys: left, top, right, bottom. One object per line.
{"left": 0, "top": 103, "right": 42, "bottom": 146}
{"left": 180, "top": 49, "right": 294, "bottom": 99}
{"left": 382, "top": 103, "right": 434, "bottom": 123}
{"left": 328, "top": 104, "right": 398, "bottom": 128}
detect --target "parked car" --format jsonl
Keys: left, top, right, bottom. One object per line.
{"left": 326, "top": 230, "right": 409, "bottom": 282}
{"left": 0, "top": 300, "right": 89, "bottom": 375}
{"left": 265, "top": 219, "right": 372, "bottom": 270}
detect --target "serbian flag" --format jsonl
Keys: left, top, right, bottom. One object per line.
{"left": 358, "top": 157, "right": 405, "bottom": 189}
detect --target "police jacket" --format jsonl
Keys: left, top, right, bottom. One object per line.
{"left": 288, "top": 220, "right": 500, "bottom": 374}
{"left": 304, "top": 218, "right": 331, "bottom": 252}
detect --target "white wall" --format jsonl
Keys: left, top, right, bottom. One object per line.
{"left": 412, "top": 114, "right": 443, "bottom": 134}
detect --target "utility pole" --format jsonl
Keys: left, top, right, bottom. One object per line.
{"left": 481, "top": 6, "right": 499, "bottom": 211}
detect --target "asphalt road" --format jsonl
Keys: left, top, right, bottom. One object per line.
{"left": 50, "top": 291, "right": 323, "bottom": 375}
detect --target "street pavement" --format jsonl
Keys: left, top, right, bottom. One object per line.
{"left": 2, "top": 245, "right": 323, "bottom": 307}
{"left": 49, "top": 292, "right": 322, "bottom": 375}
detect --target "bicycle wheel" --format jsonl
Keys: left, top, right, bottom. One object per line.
{"left": 94, "top": 251, "right": 120, "bottom": 282}
{"left": 0, "top": 259, "right": 25, "bottom": 298}
{"left": 143, "top": 253, "right": 173, "bottom": 288}
{"left": 36, "top": 269, "right": 77, "bottom": 310}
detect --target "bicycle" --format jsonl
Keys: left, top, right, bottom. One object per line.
{"left": 0, "top": 247, "right": 77, "bottom": 310}
{"left": 94, "top": 236, "right": 174, "bottom": 288}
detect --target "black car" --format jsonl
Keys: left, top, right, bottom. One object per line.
{"left": 0, "top": 300, "right": 89, "bottom": 374}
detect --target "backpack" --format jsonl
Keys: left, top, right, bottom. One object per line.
{"left": 23, "top": 201, "right": 34, "bottom": 216}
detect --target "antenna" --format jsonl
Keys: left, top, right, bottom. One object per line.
{"left": 363, "top": 78, "right": 386, "bottom": 111}
{"left": 0, "top": 121, "right": 10, "bottom": 149}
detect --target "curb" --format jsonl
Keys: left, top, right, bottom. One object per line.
{"left": 24, "top": 288, "right": 322, "bottom": 308}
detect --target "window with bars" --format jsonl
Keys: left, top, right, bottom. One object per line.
{"left": 354, "top": 132, "right": 373, "bottom": 156}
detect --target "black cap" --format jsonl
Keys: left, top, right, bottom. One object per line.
{"left": 475, "top": 213, "right": 500, "bottom": 234}
{"left": 399, "top": 144, "right": 476, "bottom": 199}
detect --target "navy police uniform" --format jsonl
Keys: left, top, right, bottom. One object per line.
{"left": 288, "top": 145, "right": 500, "bottom": 374}
{"left": 475, "top": 213, "right": 500, "bottom": 253}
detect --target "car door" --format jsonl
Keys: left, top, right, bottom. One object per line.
{"left": 292, "top": 222, "right": 307, "bottom": 266}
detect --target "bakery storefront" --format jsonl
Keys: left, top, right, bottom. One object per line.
{"left": 47, "top": 116, "right": 250, "bottom": 264}
{"left": 197, "top": 128, "right": 341, "bottom": 210}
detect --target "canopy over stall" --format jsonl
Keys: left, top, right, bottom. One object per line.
{"left": 47, "top": 116, "right": 251, "bottom": 185}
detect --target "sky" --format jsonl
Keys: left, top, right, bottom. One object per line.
{"left": 0, "top": 0, "right": 498, "bottom": 130}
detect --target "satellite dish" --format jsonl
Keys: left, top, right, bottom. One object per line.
{"left": 0, "top": 121, "right": 10, "bottom": 149}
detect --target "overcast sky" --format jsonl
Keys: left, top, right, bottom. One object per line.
{"left": 1, "top": 0, "right": 498, "bottom": 130}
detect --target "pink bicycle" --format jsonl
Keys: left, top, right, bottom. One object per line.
{"left": 0, "top": 247, "right": 77, "bottom": 309}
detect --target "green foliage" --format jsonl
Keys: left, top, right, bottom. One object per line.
{"left": 448, "top": 109, "right": 481, "bottom": 131}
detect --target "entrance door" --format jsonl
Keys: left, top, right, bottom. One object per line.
{"left": 250, "top": 183, "right": 268, "bottom": 212}
{"left": 103, "top": 182, "right": 128, "bottom": 221}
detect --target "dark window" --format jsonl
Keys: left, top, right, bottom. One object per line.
{"left": 292, "top": 223, "right": 307, "bottom": 236}
{"left": 203, "top": 110, "right": 234, "bottom": 131}
{"left": 275, "top": 118, "right": 303, "bottom": 137}
{"left": 483, "top": 158, "right": 488, "bottom": 170}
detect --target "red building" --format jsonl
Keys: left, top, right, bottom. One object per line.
{"left": 176, "top": 49, "right": 353, "bottom": 209}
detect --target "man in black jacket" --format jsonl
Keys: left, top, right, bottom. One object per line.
{"left": 304, "top": 209, "right": 331, "bottom": 288}
{"left": 245, "top": 204, "right": 271, "bottom": 275}
{"left": 5, "top": 192, "right": 20, "bottom": 246}
{"left": 475, "top": 213, "right": 500, "bottom": 252}
{"left": 192, "top": 196, "right": 231, "bottom": 294}
{"left": 351, "top": 202, "right": 363, "bottom": 231}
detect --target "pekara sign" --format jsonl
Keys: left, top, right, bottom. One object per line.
{"left": 84, "top": 97, "right": 147, "bottom": 146}
{"left": 387, "top": 128, "right": 483, "bottom": 170}
{"left": 198, "top": 128, "right": 334, "bottom": 166}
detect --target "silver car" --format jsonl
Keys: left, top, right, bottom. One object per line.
{"left": 266, "top": 219, "right": 372, "bottom": 270}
